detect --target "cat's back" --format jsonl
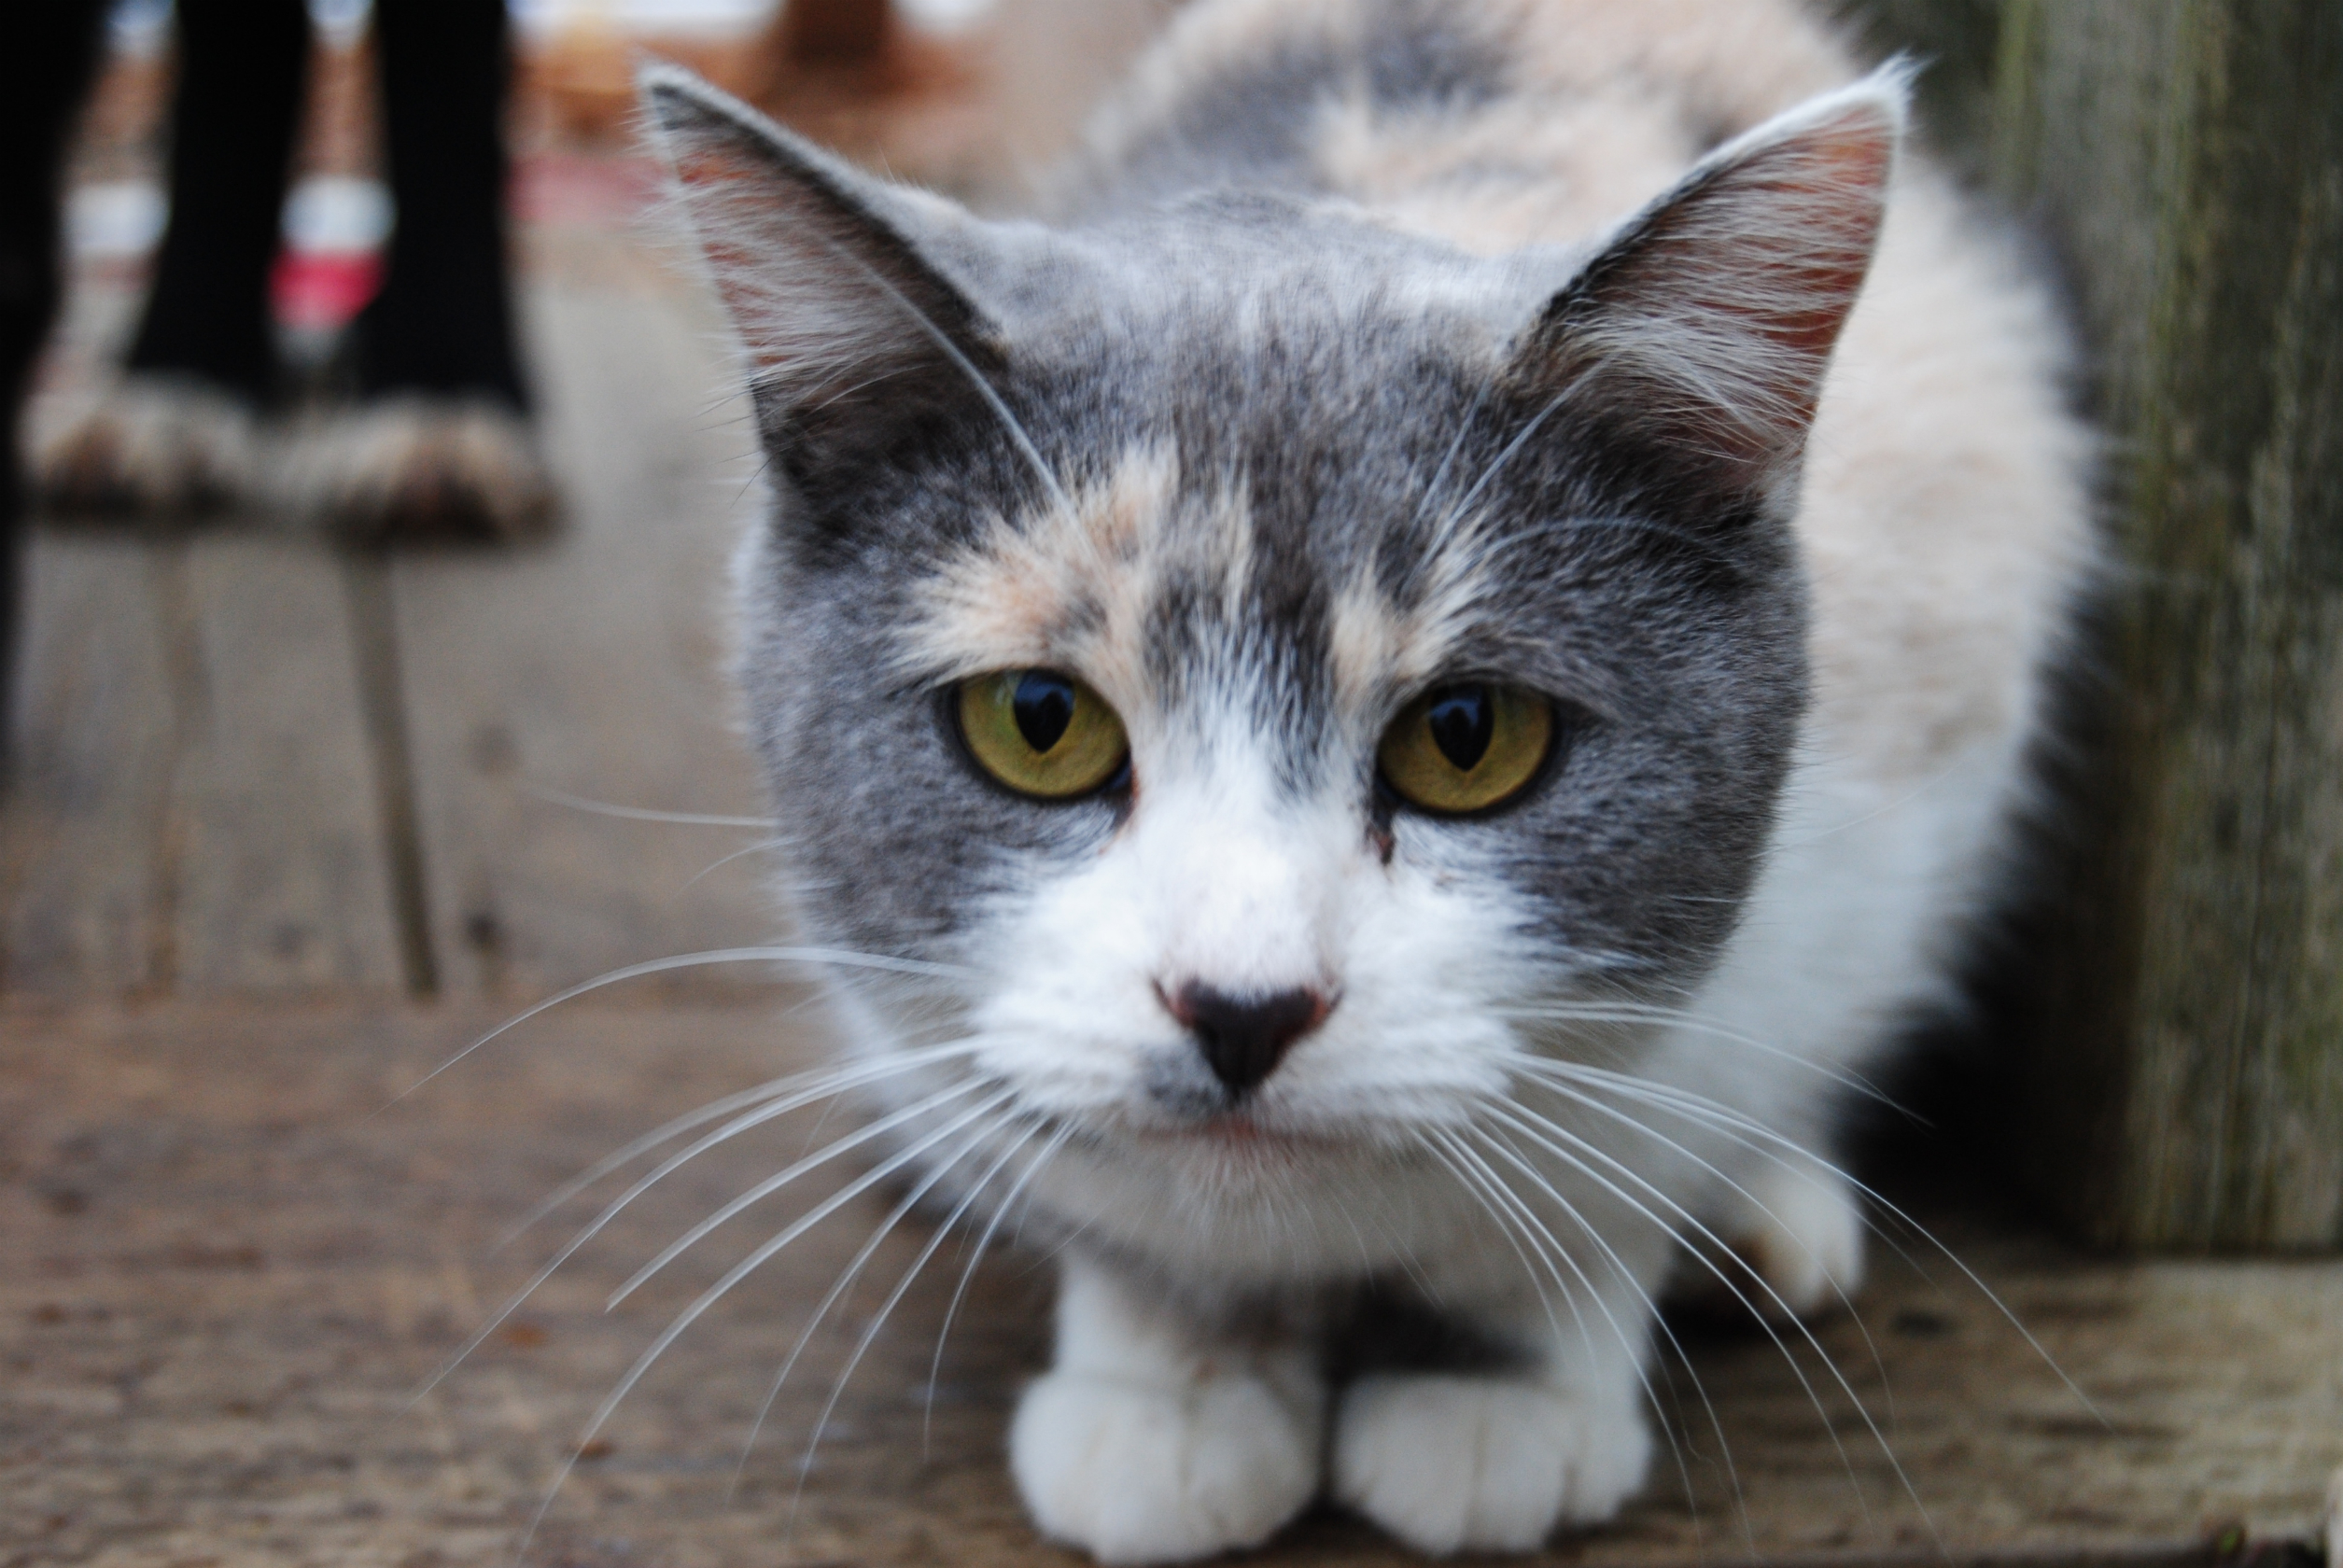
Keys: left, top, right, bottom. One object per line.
{"left": 1077, "top": 0, "right": 2094, "bottom": 804}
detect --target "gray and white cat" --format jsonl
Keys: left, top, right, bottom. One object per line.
{"left": 641, "top": 0, "right": 2091, "bottom": 1559}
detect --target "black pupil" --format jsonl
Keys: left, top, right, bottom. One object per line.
{"left": 1425, "top": 686, "right": 1494, "bottom": 772}
{"left": 1012, "top": 672, "right": 1077, "bottom": 753}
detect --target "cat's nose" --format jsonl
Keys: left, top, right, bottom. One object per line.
{"left": 1166, "top": 981, "right": 1330, "bottom": 1097}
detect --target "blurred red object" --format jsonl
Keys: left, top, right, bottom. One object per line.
{"left": 270, "top": 247, "right": 382, "bottom": 332}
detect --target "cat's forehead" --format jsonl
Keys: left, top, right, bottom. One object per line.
{"left": 884, "top": 219, "right": 1606, "bottom": 770}
{"left": 903, "top": 437, "right": 1491, "bottom": 761}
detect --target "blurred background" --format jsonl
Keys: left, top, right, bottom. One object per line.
{"left": 4, "top": 3, "right": 2339, "bottom": 1565}
{"left": 7, "top": 0, "right": 1184, "bottom": 1015}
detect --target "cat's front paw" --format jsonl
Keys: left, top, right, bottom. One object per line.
{"left": 1009, "top": 1366, "right": 1321, "bottom": 1563}
{"left": 1333, "top": 1373, "right": 1651, "bottom": 1554}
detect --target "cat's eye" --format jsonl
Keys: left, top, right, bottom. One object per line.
{"left": 957, "top": 669, "right": 1130, "bottom": 799}
{"left": 1377, "top": 682, "right": 1553, "bottom": 815}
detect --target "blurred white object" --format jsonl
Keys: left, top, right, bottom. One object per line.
{"left": 511, "top": 0, "right": 772, "bottom": 36}
{"left": 281, "top": 176, "right": 394, "bottom": 254}
{"left": 67, "top": 182, "right": 167, "bottom": 261}
{"left": 897, "top": 0, "right": 994, "bottom": 31}
{"left": 508, "top": 0, "right": 995, "bottom": 38}
{"left": 66, "top": 176, "right": 390, "bottom": 262}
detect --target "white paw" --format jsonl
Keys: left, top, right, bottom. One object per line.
{"left": 1733, "top": 1159, "right": 1865, "bottom": 1320}
{"left": 1010, "top": 1366, "right": 1320, "bottom": 1563}
{"left": 1333, "top": 1374, "right": 1651, "bottom": 1554}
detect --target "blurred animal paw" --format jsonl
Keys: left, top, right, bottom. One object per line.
{"left": 35, "top": 374, "right": 260, "bottom": 516}
{"left": 1334, "top": 1372, "right": 1651, "bottom": 1554}
{"left": 1010, "top": 1365, "right": 1321, "bottom": 1563}
{"left": 276, "top": 397, "right": 558, "bottom": 542}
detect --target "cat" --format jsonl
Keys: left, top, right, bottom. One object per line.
{"left": 639, "top": 0, "right": 2092, "bottom": 1558}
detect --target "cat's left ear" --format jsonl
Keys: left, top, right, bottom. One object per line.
{"left": 639, "top": 63, "right": 1007, "bottom": 487}
{"left": 1514, "top": 67, "right": 1908, "bottom": 510}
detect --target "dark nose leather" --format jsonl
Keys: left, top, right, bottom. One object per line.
{"left": 1172, "top": 982, "right": 1326, "bottom": 1097}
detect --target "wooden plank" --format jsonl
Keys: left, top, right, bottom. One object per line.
{"left": 390, "top": 282, "right": 778, "bottom": 1002}
{"left": 1829, "top": 0, "right": 2001, "bottom": 175}
{"left": 167, "top": 533, "right": 406, "bottom": 995}
{"left": 0, "top": 531, "right": 179, "bottom": 996}
{"left": 0, "top": 1000, "right": 2336, "bottom": 1566}
{"left": 1959, "top": 0, "right": 2343, "bottom": 1250}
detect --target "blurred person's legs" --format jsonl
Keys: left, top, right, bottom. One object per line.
{"left": 0, "top": 0, "right": 110, "bottom": 741}
{"left": 283, "top": 0, "right": 555, "bottom": 541}
{"left": 40, "top": 0, "right": 555, "bottom": 541}
{"left": 42, "top": 0, "right": 310, "bottom": 514}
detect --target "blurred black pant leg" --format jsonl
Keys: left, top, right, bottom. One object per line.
{"left": 0, "top": 0, "right": 110, "bottom": 757}
{"left": 124, "top": 0, "right": 313, "bottom": 405}
{"left": 361, "top": 0, "right": 529, "bottom": 412}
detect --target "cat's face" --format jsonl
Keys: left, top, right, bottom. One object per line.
{"left": 648, "top": 70, "right": 1885, "bottom": 1220}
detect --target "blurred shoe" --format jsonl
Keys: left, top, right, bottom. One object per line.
{"left": 35, "top": 372, "right": 260, "bottom": 516}
{"left": 275, "top": 395, "right": 558, "bottom": 543}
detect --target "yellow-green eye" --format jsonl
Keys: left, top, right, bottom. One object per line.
{"left": 958, "top": 669, "right": 1130, "bottom": 799}
{"left": 1378, "top": 683, "right": 1553, "bottom": 815}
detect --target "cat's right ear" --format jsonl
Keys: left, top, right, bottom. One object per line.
{"left": 1511, "top": 68, "right": 1907, "bottom": 515}
{"left": 639, "top": 64, "right": 1003, "bottom": 487}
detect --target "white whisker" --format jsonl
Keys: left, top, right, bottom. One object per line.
{"left": 1449, "top": 1123, "right": 1743, "bottom": 1547}
{"left": 1522, "top": 1059, "right": 2098, "bottom": 1422}
{"left": 503, "top": 1040, "right": 982, "bottom": 1245}
{"left": 609, "top": 1077, "right": 1002, "bottom": 1308}
{"left": 676, "top": 837, "right": 786, "bottom": 897}
{"left": 513, "top": 1086, "right": 1017, "bottom": 1561}
{"left": 1473, "top": 1096, "right": 1926, "bottom": 1533}
{"left": 1431, "top": 1127, "right": 1706, "bottom": 1527}
{"left": 732, "top": 1112, "right": 1039, "bottom": 1498}
{"left": 420, "top": 1047, "right": 988, "bottom": 1403}
{"left": 923, "top": 1121, "right": 1072, "bottom": 1452}
{"left": 791, "top": 1117, "right": 1052, "bottom": 1505}
{"left": 1499, "top": 1001, "right": 1905, "bottom": 1112}
{"left": 388, "top": 945, "right": 978, "bottom": 1103}
{"left": 516, "top": 781, "right": 773, "bottom": 829}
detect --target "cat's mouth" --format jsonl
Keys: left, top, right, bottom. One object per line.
{"left": 1133, "top": 1107, "right": 1359, "bottom": 1159}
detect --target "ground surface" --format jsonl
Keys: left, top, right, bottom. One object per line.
{"left": 2, "top": 1001, "right": 2338, "bottom": 1568}
{"left": 3, "top": 138, "right": 2337, "bottom": 1568}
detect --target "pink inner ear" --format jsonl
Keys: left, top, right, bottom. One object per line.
{"left": 665, "top": 141, "right": 787, "bottom": 356}
{"left": 1550, "top": 90, "right": 1900, "bottom": 483}
{"left": 1717, "top": 108, "right": 1897, "bottom": 390}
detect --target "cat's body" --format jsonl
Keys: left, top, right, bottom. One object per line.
{"left": 644, "top": 0, "right": 2090, "bottom": 1559}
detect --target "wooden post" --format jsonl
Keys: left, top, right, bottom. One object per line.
{"left": 1849, "top": 0, "right": 2343, "bottom": 1250}
{"left": 778, "top": 0, "right": 894, "bottom": 68}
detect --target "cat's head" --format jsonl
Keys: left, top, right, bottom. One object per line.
{"left": 644, "top": 66, "right": 1897, "bottom": 1181}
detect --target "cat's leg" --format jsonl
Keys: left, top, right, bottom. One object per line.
{"left": 1010, "top": 1255, "right": 1324, "bottom": 1564}
{"left": 1332, "top": 1282, "right": 1657, "bottom": 1554}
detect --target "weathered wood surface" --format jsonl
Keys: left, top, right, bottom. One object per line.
{"left": 171, "top": 534, "right": 405, "bottom": 996}
{"left": 0, "top": 534, "right": 179, "bottom": 997}
{"left": 3, "top": 1001, "right": 2336, "bottom": 1567}
{"left": 1930, "top": 0, "right": 2343, "bottom": 1251}
{"left": 386, "top": 282, "right": 779, "bottom": 1004}
{"left": 7, "top": 247, "right": 783, "bottom": 1009}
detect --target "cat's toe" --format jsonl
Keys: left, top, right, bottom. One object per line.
{"left": 35, "top": 375, "right": 259, "bottom": 515}
{"left": 1333, "top": 1374, "right": 1651, "bottom": 1554}
{"left": 1009, "top": 1367, "right": 1321, "bottom": 1563}
{"left": 276, "top": 397, "right": 558, "bottom": 542}
{"left": 1731, "top": 1160, "right": 1865, "bottom": 1320}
